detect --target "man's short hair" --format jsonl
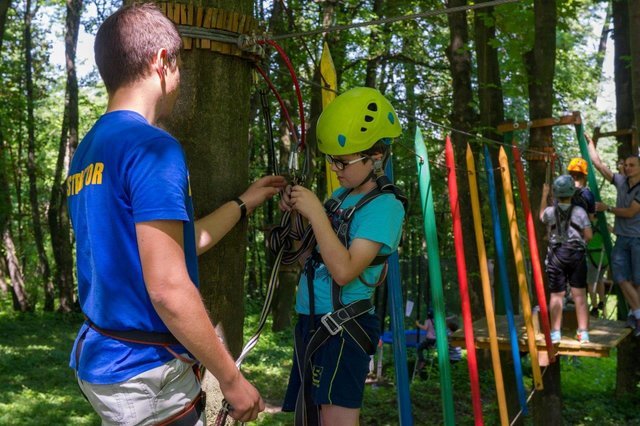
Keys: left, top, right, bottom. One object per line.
{"left": 94, "top": 3, "right": 182, "bottom": 93}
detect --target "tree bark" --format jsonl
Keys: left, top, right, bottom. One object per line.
{"left": 524, "top": 1, "right": 561, "bottom": 424}
{"left": 0, "top": 0, "right": 9, "bottom": 54}
{"left": 613, "top": 0, "right": 634, "bottom": 158}
{"left": 24, "top": 0, "right": 54, "bottom": 310}
{"left": 616, "top": 334, "right": 640, "bottom": 395}
{"left": 49, "top": 0, "right": 82, "bottom": 313}
{"left": 166, "top": 0, "right": 254, "bottom": 356}
{"left": 3, "top": 229, "right": 31, "bottom": 311}
{"left": 0, "top": 0, "right": 11, "bottom": 285}
{"left": 445, "top": 0, "right": 482, "bottom": 318}
{"left": 628, "top": 0, "right": 640, "bottom": 154}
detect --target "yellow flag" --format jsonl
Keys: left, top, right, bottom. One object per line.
{"left": 320, "top": 42, "right": 340, "bottom": 195}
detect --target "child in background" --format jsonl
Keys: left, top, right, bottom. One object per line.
{"left": 446, "top": 317, "right": 462, "bottom": 364}
{"left": 415, "top": 309, "right": 436, "bottom": 369}
{"left": 540, "top": 175, "right": 593, "bottom": 344}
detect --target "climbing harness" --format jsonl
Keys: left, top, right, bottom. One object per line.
{"left": 78, "top": 317, "right": 206, "bottom": 426}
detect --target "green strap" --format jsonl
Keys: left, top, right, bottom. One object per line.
{"left": 414, "top": 128, "right": 455, "bottom": 426}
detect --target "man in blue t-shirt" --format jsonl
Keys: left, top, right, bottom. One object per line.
{"left": 67, "top": 4, "right": 285, "bottom": 424}
{"left": 588, "top": 135, "right": 640, "bottom": 337}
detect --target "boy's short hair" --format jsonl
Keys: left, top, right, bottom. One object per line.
{"left": 361, "top": 139, "right": 392, "bottom": 168}
{"left": 95, "top": 3, "right": 182, "bottom": 93}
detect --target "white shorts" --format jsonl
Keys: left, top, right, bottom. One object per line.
{"left": 77, "top": 356, "right": 204, "bottom": 425}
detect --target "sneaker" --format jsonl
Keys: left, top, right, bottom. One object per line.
{"left": 590, "top": 307, "right": 599, "bottom": 318}
{"left": 626, "top": 315, "right": 636, "bottom": 329}
{"left": 550, "top": 330, "right": 562, "bottom": 344}
{"left": 576, "top": 329, "right": 590, "bottom": 344}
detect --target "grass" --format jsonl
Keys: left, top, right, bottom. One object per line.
{"left": 0, "top": 307, "right": 98, "bottom": 425}
{"left": 1, "top": 296, "right": 639, "bottom": 425}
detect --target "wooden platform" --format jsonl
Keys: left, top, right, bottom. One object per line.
{"left": 449, "top": 315, "right": 632, "bottom": 358}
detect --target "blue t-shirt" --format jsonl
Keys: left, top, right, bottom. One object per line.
{"left": 67, "top": 110, "right": 198, "bottom": 384}
{"left": 295, "top": 188, "right": 404, "bottom": 314}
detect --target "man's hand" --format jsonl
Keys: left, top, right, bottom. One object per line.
{"left": 219, "top": 370, "right": 265, "bottom": 422}
{"left": 239, "top": 175, "right": 287, "bottom": 215}
{"left": 595, "top": 201, "right": 608, "bottom": 213}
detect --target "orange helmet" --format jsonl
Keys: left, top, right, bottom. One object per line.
{"left": 567, "top": 157, "right": 588, "bottom": 175}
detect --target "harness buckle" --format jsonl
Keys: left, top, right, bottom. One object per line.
{"left": 321, "top": 312, "right": 343, "bottom": 335}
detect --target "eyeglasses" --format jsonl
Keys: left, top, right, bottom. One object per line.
{"left": 326, "top": 155, "right": 367, "bottom": 170}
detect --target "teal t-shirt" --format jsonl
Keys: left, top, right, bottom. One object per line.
{"left": 295, "top": 189, "right": 404, "bottom": 314}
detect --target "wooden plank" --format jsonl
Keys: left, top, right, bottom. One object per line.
{"left": 238, "top": 14, "right": 247, "bottom": 34}
{"left": 450, "top": 316, "right": 632, "bottom": 358}
{"left": 180, "top": 4, "right": 187, "bottom": 24}
{"left": 497, "top": 111, "right": 582, "bottom": 133}
{"left": 170, "top": 3, "right": 180, "bottom": 24}
{"left": 213, "top": 8, "right": 223, "bottom": 29}
{"left": 196, "top": 6, "right": 203, "bottom": 27}
{"left": 159, "top": 2, "right": 167, "bottom": 15}
{"left": 187, "top": 3, "right": 193, "bottom": 25}
{"left": 202, "top": 8, "right": 212, "bottom": 50}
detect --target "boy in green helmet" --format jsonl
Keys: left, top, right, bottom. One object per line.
{"left": 279, "top": 87, "right": 405, "bottom": 425}
{"left": 540, "top": 175, "right": 593, "bottom": 344}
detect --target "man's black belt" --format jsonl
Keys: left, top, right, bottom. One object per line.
{"left": 85, "top": 317, "right": 181, "bottom": 346}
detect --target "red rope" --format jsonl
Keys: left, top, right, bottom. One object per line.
{"left": 254, "top": 64, "right": 298, "bottom": 146}
{"left": 258, "top": 39, "right": 306, "bottom": 151}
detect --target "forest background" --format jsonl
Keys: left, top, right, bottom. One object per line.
{"left": 1, "top": 0, "right": 640, "bottom": 424}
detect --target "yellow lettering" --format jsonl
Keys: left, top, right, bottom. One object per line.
{"left": 91, "top": 162, "right": 104, "bottom": 185}
{"left": 75, "top": 173, "right": 84, "bottom": 193}
{"left": 83, "top": 163, "right": 94, "bottom": 185}
{"left": 66, "top": 177, "right": 72, "bottom": 196}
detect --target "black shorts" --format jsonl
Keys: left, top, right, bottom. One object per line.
{"left": 545, "top": 245, "right": 587, "bottom": 293}
{"left": 282, "top": 312, "right": 380, "bottom": 411}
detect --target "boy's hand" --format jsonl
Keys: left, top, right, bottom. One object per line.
{"left": 278, "top": 184, "right": 293, "bottom": 212}
{"left": 289, "top": 185, "right": 324, "bottom": 220}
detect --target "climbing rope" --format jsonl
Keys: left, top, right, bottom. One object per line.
{"left": 509, "top": 366, "right": 550, "bottom": 426}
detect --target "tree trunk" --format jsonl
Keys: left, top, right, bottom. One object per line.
{"left": 49, "top": 0, "right": 82, "bottom": 313}
{"left": 3, "top": 229, "right": 32, "bottom": 311}
{"left": 0, "top": 0, "right": 11, "bottom": 287}
{"left": 0, "top": 0, "right": 9, "bottom": 54}
{"left": 524, "top": 1, "right": 561, "bottom": 424}
{"left": 24, "top": 0, "right": 54, "bottom": 310}
{"left": 153, "top": 0, "right": 256, "bottom": 415}
{"left": 445, "top": 0, "right": 482, "bottom": 318}
{"left": 613, "top": 0, "right": 634, "bottom": 159}
{"left": 616, "top": 334, "right": 640, "bottom": 395}
{"left": 628, "top": 0, "right": 640, "bottom": 153}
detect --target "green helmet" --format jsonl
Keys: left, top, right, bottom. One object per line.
{"left": 316, "top": 87, "right": 401, "bottom": 155}
{"left": 553, "top": 175, "right": 576, "bottom": 198}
